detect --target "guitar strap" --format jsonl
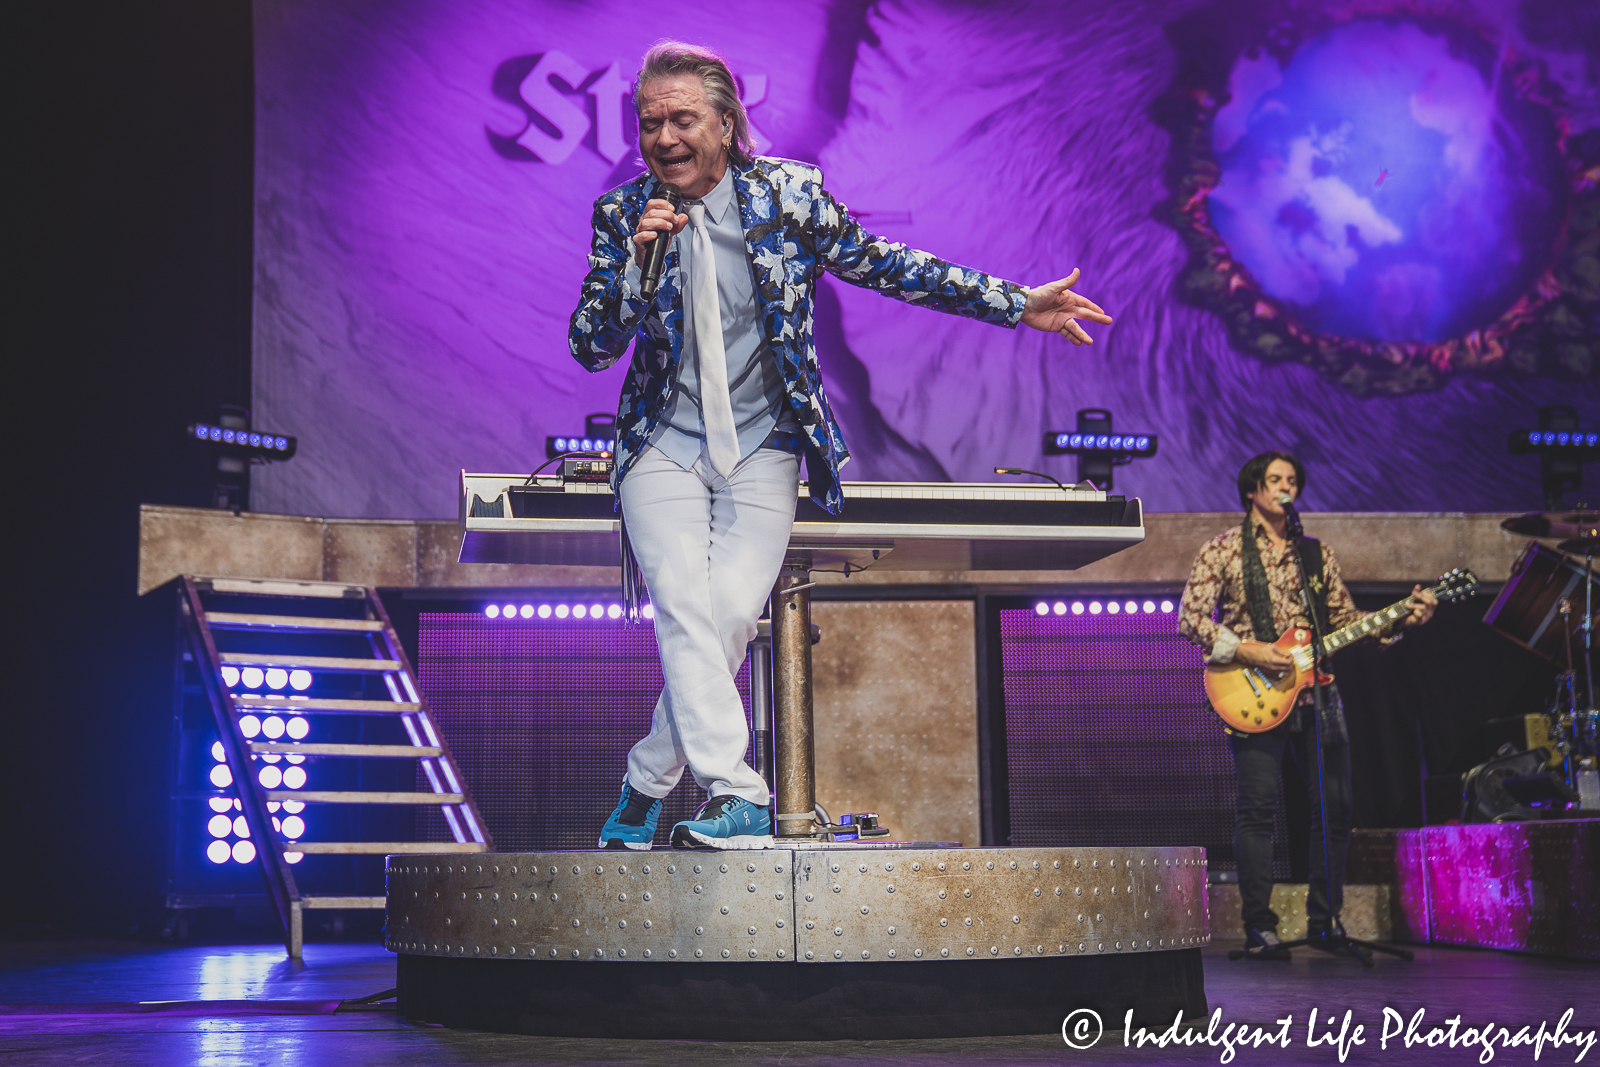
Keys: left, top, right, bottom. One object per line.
{"left": 1239, "top": 514, "right": 1328, "bottom": 639}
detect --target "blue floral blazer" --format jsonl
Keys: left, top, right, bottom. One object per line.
{"left": 568, "top": 157, "right": 1028, "bottom": 514}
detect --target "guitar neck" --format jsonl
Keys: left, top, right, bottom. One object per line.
{"left": 1319, "top": 590, "right": 1423, "bottom": 655}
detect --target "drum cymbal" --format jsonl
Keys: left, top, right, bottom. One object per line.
{"left": 1501, "top": 511, "right": 1600, "bottom": 539}
{"left": 1556, "top": 536, "right": 1600, "bottom": 554}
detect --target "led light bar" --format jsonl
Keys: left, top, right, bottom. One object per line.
{"left": 189, "top": 423, "right": 298, "bottom": 459}
{"left": 1043, "top": 431, "right": 1158, "bottom": 457}
{"left": 1508, "top": 429, "right": 1600, "bottom": 454}
{"left": 547, "top": 435, "right": 617, "bottom": 459}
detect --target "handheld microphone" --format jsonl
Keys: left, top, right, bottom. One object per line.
{"left": 640, "top": 183, "right": 682, "bottom": 300}
{"left": 1278, "top": 492, "right": 1303, "bottom": 538}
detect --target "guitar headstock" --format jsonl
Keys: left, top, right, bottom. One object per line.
{"left": 1430, "top": 568, "right": 1479, "bottom": 603}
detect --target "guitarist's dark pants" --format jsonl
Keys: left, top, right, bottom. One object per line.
{"left": 1228, "top": 701, "right": 1352, "bottom": 935}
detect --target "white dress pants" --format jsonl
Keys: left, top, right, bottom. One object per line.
{"left": 618, "top": 444, "right": 800, "bottom": 805}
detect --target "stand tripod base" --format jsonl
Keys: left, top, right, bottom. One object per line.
{"left": 1226, "top": 930, "right": 1415, "bottom": 969}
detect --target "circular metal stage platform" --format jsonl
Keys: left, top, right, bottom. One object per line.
{"left": 388, "top": 845, "right": 1210, "bottom": 1039}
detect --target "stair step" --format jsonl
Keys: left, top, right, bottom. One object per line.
{"left": 206, "top": 612, "right": 384, "bottom": 633}
{"left": 288, "top": 842, "right": 486, "bottom": 854}
{"left": 218, "top": 652, "right": 400, "bottom": 672}
{"left": 266, "top": 790, "right": 465, "bottom": 805}
{"left": 250, "top": 743, "right": 442, "bottom": 758}
{"left": 231, "top": 697, "right": 420, "bottom": 714}
{"left": 298, "top": 896, "right": 386, "bottom": 909}
{"left": 203, "top": 578, "right": 365, "bottom": 599}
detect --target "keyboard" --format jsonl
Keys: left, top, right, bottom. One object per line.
{"left": 459, "top": 472, "right": 1144, "bottom": 570}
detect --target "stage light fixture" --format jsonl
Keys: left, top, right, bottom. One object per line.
{"left": 484, "top": 605, "right": 500, "bottom": 618}
{"left": 1042, "top": 409, "right": 1157, "bottom": 491}
{"left": 1143, "top": 601, "right": 1156, "bottom": 613}
{"left": 547, "top": 413, "right": 619, "bottom": 460}
{"left": 210, "top": 741, "right": 225, "bottom": 762}
{"left": 258, "top": 765, "right": 283, "bottom": 789}
{"left": 607, "top": 604, "right": 623, "bottom": 619}
{"left": 221, "top": 666, "right": 240, "bottom": 688}
{"left": 208, "top": 796, "right": 232, "bottom": 814}
{"left": 1089, "top": 602, "right": 1103, "bottom": 615}
{"left": 271, "top": 816, "right": 282, "bottom": 833}
{"left": 267, "top": 801, "right": 280, "bottom": 813}
{"left": 206, "top": 840, "right": 231, "bottom": 864}
{"left": 286, "top": 716, "right": 309, "bottom": 740}
{"left": 520, "top": 605, "right": 534, "bottom": 619}
{"left": 262, "top": 716, "right": 286, "bottom": 740}
{"left": 1072, "top": 602, "right": 1085, "bottom": 615}
{"left": 282, "top": 800, "right": 305, "bottom": 814}
{"left": 642, "top": 604, "right": 656, "bottom": 620}
{"left": 282, "top": 815, "right": 306, "bottom": 839}
{"left": 1161, "top": 600, "right": 1175, "bottom": 613}
{"left": 1509, "top": 406, "right": 1598, "bottom": 508}
{"left": 209, "top": 764, "right": 233, "bottom": 788}
{"left": 1053, "top": 602, "right": 1067, "bottom": 615}
{"left": 265, "top": 669, "right": 288, "bottom": 690}
{"left": 261, "top": 752, "right": 282, "bottom": 764}
{"left": 285, "top": 753, "right": 305, "bottom": 765}
{"left": 1125, "top": 600, "right": 1138, "bottom": 614}
{"left": 189, "top": 422, "right": 297, "bottom": 458}
{"left": 232, "top": 815, "right": 250, "bottom": 838}
{"left": 241, "top": 667, "right": 264, "bottom": 689}
{"left": 207, "top": 814, "right": 232, "bottom": 838}
{"left": 1034, "top": 602, "right": 1048, "bottom": 616}
{"left": 556, "top": 604, "right": 570, "bottom": 619}
{"left": 238, "top": 715, "right": 261, "bottom": 738}
{"left": 232, "top": 840, "right": 257, "bottom": 864}
{"left": 282, "top": 766, "right": 307, "bottom": 789}
{"left": 284, "top": 851, "right": 304, "bottom": 865}
{"left": 537, "top": 604, "right": 552, "bottom": 619}
{"left": 289, "top": 670, "right": 313, "bottom": 690}
{"left": 1107, "top": 601, "right": 1121, "bottom": 614}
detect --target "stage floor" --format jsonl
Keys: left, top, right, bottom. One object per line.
{"left": 1, "top": 939, "right": 1595, "bottom": 1065}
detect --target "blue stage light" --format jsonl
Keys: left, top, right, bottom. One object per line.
{"left": 554, "top": 437, "right": 568, "bottom": 452}
{"left": 642, "top": 604, "right": 656, "bottom": 619}
{"left": 1070, "top": 434, "right": 1084, "bottom": 447}
{"left": 286, "top": 716, "right": 309, "bottom": 740}
{"left": 262, "top": 716, "right": 285, "bottom": 740}
{"left": 248, "top": 433, "right": 262, "bottom": 447}
{"left": 209, "top": 764, "right": 233, "bottom": 788}
{"left": 537, "top": 604, "right": 552, "bottom": 618}
{"left": 281, "top": 765, "right": 307, "bottom": 789}
{"left": 258, "top": 765, "right": 283, "bottom": 789}
{"left": 555, "top": 604, "right": 570, "bottom": 619}
{"left": 1095, "top": 435, "right": 1110, "bottom": 448}
{"left": 282, "top": 815, "right": 306, "bottom": 840}
{"left": 607, "top": 604, "right": 623, "bottom": 619}
{"left": 1072, "top": 602, "right": 1085, "bottom": 615}
{"left": 206, "top": 840, "right": 231, "bottom": 864}
{"left": 194, "top": 425, "right": 209, "bottom": 440}
{"left": 231, "top": 840, "right": 256, "bottom": 864}
{"left": 241, "top": 666, "right": 264, "bottom": 689}
{"left": 574, "top": 605, "right": 588, "bottom": 619}
{"left": 274, "top": 436, "right": 288, "bottom": 450}
{"left": 265, "top": 668, "right": 288, "bottom": 690}
{"left": 1529, "top": 431, "right": 1542, "bottom": 445}
{"left": 221, "top": 665, "right": 240, "bottom": 688}
{"left": 1135, "top": 436, "right": 1151, "bottom": 450}
{"left": 1110, "top": 435, "right": 1124, "bottom": 449}
{"left": 1558, "top": 432, "right": 1571, "bottom": 446}
{"left": 208, "top": 427, "right": 223, "bottom": 441}
{"left": 1034, "top": 602, "right": 1048, "bottom": 616}
{"left": 238, "top": 715, "right": 261, "bottom": 738}
{"left": 502, "top": 603, "right": 515, "bottom": 617}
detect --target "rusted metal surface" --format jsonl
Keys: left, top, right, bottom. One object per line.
{"left": 386, "top": 846, "right": 1208, "bottom": 964}
{"left": 773, "top": 554, "right": 817, "bottom": 838}
{"left": 387, "top": 854, "right": 795, "bottom": 961}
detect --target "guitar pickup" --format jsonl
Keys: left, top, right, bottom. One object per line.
{"left": 1242, "top": 671, "right": 1262, "bottom": 697}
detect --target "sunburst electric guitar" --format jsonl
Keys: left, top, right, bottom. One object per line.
{"left": 1204, "top": 568, "right": 1478, "bottom": 732}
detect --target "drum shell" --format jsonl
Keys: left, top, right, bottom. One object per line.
{"left": 1483, "top": 540, "right": 1597, "bottom": 661}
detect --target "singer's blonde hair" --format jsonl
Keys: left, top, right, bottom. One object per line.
{"left": 634, "top": 41, "right": 755, "bottom": 167}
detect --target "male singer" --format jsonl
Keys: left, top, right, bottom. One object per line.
{"left": 1178, "top": 452, "right": 1436, "bottom": 956}
{"left": 570, "top": 41, "right": 1112, "bottom": 850}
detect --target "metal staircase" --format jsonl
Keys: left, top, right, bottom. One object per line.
{"left": 176, "top": 575, "right": 490, "bottom": 957}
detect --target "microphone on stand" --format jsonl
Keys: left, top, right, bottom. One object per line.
{"left": 1278, "top": 492, "right": 1304, "bottom": 539}
{"left": 640, "top": 183, "right": 683, "bottom": 300}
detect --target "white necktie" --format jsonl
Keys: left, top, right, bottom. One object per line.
{"left": 688, "top": 204, "right": 741, "bottom": 479}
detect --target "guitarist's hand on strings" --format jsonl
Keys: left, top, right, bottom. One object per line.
{"left": 1401, "top": 584, "right": 1438, "bottom": 628}
{"left": 1235, "top": 640, "right": 1294, "bottom": 672}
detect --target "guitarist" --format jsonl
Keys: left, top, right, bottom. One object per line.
{"left": 1178, "top": 451, "right": 1437, "bottom": 959}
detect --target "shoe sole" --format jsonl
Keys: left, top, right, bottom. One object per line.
{"left": 672, "top": 829, "right": 775, "bottom": 850}
{"left": 598, "top": 836, "right": 653, "bottom": 850}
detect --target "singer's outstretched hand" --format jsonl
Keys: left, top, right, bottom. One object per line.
{"left": 1021, "top": 269, "right": 1113, "bottom": 345}
{"left": 633, "top": 199, "right": 689, "bottom": 267}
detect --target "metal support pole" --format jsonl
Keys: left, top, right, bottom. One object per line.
{"left": 772, "top": 552, "right": 816, "bottom": 838}
{"left": 748, "top": 626, "right": 774, "bottom": 790}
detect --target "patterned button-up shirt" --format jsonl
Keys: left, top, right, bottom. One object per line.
{"left": 1178, "top": 519, "right": 1374, "bottom": 665}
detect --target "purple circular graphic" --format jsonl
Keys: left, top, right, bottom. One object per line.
{"left": 1207, "top": 19, "right": 1564, "bottom": 344}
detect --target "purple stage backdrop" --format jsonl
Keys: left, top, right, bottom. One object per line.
{"left": 250, "top": 0, "right": 1599, "bottom": 520}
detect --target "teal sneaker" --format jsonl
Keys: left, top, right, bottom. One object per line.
{"left": 670, "top": 794, "right": 774, "bottom": 850}
{"left": 597, "top": 779, "right": 664, "bottom": 851}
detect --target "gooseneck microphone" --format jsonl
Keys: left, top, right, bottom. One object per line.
{"left": 640, "top": 183, "right": 683, "bottom": 300}
{"left": 1278, "top": 492, "right": 1304, "bottom": 539}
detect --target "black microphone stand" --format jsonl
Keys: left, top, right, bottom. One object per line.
{"left": 1236, "top": 501, "right": 1413, "bottom": 968}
